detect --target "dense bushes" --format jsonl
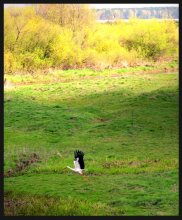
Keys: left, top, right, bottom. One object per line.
{"left": 4, "top": 6, "right": 178, "bottom": 74}
{"left": 120, "top": 18, "right": 178, "bottom": 60}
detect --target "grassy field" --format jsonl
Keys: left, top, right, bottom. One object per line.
{"left": 4, "top": 63, "right": 179, "bottom": 216}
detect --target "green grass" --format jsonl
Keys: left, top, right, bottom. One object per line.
{"left": 4, "top": 66, "right": 179, "bottom": 216}
{"left": 4, "top": 170, "right": 178, "bottom": 216}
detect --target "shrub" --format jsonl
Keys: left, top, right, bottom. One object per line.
{"left": 4, "top": 51, "right": 21, "bottom": 73}
{"left": 119, "top": 19, "right": 178, "bottom": 61}
{"left": 4, "top": 6, "right": 179, "bottom": 73}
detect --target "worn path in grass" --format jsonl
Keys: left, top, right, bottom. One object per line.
{"left": 4, "top": 65, "right": 179, "bottom": 215}
{"left": 5, "top": 61, "right": 178, "bottom": 86}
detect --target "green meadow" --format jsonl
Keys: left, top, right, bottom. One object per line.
{"left": 4, "top": 63, "right": 179, "bottom": 216}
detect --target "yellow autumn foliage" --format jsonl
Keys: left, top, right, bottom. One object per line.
{"left": 4, "top": 6, "right": 179, "bottom": 73}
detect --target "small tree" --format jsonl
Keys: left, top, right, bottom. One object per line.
{"left": 35, "top": 4, "right": 95, "bottom": 33}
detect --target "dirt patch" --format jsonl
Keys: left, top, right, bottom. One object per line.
{"left": 103, "top": 160, "right": 126, "bottom": 168}
{"left": 4, "top": 198, "right": 29, "bottom": 208}
{"left": 86, "top": 172, "right": 102, "bottom": 176}
{"left": 94, "top": 118, "right": 109, "bottom": 123}
{"left": 111, "top": 67, "right": 178, "bottom": 78}
{"left": 135, "top": 67, "right": 178, "bottom": 75}
{"left": 5, "top": 153, "right": 40, "bottom": 177}
{"left": 4, "top": 196, "right": 31, "bottom": 216}
{"left": 103, "top": 159, "right": 161, "bottom": 169}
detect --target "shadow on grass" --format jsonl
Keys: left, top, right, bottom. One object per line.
{"left": 4, "top": 84, "right": 178, "bottom": 139}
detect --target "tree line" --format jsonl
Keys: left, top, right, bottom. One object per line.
{"left": 4, "top": 5, "right": 178, "bottom": 74}
{"left": 96, "top": 7, "right": 178, "bottom": 20}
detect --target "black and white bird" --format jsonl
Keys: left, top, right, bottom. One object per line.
{"left": 67, "top": 150, "right": 85, "bottom": 175}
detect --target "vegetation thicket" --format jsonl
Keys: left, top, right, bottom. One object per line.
{"left": 4, "top": 5, "right": 178, "bottom": 74}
